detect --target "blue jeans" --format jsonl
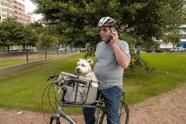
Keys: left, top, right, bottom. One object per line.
{"left": 83, "top": 86, "right": 122, "bottom": 124}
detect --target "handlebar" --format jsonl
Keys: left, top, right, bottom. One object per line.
{"left": 47, "top": 74, "right": 58, "bottom": 81}
{"left": 70, "top": 78, "right": 88, "bottom": 85}
{"left": 60, "top": 72, "right": 77, "bottom": 78}
{"left": 47, "top": 72, "right": 93, "bottom": 86}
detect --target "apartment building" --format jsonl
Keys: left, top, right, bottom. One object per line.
{"left": 0, "top": 0, "right": 14, "bottom": 20}
{"left": 0, "top": 0, "right": 31, "bottom": 24}
{"left": 14, "top": 0, "right": 27, "bottom": 23}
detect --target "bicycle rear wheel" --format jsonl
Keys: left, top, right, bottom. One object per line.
{"left": 95, "top": 106, "right": 105, "bottom": 124}
{"left": 97, "top": 101, "right": 129, "bottom": 124}
{"left": 119, "top": 101, "right": 129, "bottom": 124}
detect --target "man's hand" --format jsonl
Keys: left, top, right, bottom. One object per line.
{"left": 110, "top": 27, "right": 119, "bottom": 45}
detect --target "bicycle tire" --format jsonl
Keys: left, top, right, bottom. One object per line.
{"left": 49, "top": 115, "right": 61, "bottom": 124}
{"left": 119, "top": 101, "right": 129, "bottom": 124}
{"left": 97, "top": 101, "right": 129, "bottom": 124}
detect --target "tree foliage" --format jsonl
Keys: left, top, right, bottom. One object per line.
{"left": 32, "top": 0, "right": 185, "bottom": 72}
{"left": 0, "top": 18, "right": 37, "bottom": 51}
{"left": 162, "top": 31, "right": 181, "bottom": 51}
{"left": 0, "top": 18, "right": 24, "bottom": 51}
{"left": 33, "top": 0, "right": 184, "bottom": 49}
{"left": 37, "top": 29, "right": 60, "bottom": 48}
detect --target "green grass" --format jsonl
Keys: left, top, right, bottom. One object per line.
{"left": 0, "top": 52, "right": 186, "bottom": 113}
{"left": 0, "top": 57, "right": 25, "bottom": 68}
{"left": 0, "top": 53, "right": 67, "bottom": 68}
{"left": 0, "top": 53, "right": 84, "bottom": 112}
{"left": 169, "top": 51, "right": 186, "bottom": 56}
{"left": 125, "top": 52, "right": 186, "bottom": 105}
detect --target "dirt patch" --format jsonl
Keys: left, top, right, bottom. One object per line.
{"left": 0, "top": 83, "right": 186, "bottom": 124}
{"left": 129, "top": 83, "right": 186, "bottom": 124}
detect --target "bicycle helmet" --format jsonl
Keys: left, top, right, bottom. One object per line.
{"left": 98, "top": 16, "right": 116, "bottom": 27}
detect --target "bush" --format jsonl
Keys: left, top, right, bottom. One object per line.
{"left": 129, "top": 50, "right": 155, "bottom": 73}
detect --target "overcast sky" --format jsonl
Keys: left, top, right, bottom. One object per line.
{"left": 25, "top": 0, "right": 42, "bottom": 21}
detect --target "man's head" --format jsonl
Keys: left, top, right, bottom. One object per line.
{"left": 98, "top": 17, "right": 117, "bottom": 43}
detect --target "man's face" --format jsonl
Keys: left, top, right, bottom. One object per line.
{"left": 100, "top": 26, "right": 112, "bottom": 42}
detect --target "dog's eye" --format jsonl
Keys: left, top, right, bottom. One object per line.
{"left": 82, "top": 64, "right": 85, "bottom": 67}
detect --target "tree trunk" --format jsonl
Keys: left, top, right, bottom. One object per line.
{"left": 3, "top": 46, "right": 6, "bottom": 52}
{"left": 136, "top": 45, "right": 141, "bottom": 54}
{"left": 22, "top": 45, "right": 26, "bottom": 51}
{"left": 7, "top": 46, "right": 10, "bottom": 52}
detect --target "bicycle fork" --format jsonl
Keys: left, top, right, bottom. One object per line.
{"left": 50, "top": 106, "right": 77, "bottom": 124}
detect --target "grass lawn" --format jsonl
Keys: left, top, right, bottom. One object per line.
{"left": 0, "top": 53, "right": 84, "bottom": 111}
{"left": 0, "top": 52, "right": 69, "bottom": 68}
{"left": 125, "top": 52, "right": 186, "bottom": 105}
{"left": 0, "top": 57, "right": 25, "bottom": 68}
{"left": 0, "top": 52, "right": 186, "bottom": 113}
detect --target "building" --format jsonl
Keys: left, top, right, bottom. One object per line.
{"left": 159, "top": 40, "right": 174, "bottom": 51}
{"left": 177, "top": 39, "right": 186, "bottom": 50}
{"left": 0, "top": 0, "right": 32, "bottom": 24}
{"left": 14, "top": 0, "right": 27, "bottom": 23}
{"left": 0, "top": 0, "right": 15, "bottom": 20}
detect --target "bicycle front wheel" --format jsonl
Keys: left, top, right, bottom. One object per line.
{"left": 49, "top": 115, "right": 61, "bottom": 124}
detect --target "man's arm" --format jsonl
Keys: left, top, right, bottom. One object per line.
{"left": 110, "top": 28, "right": 130, "bottom": 69}
{"left": 111, "top": 43, "right": 130, "bottom": 69}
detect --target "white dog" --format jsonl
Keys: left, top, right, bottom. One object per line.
{"left": 75, "top": 58, "right": 98, "bottom": 87}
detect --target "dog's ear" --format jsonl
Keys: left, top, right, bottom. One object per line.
{"left": 87, "top": 59, "right": 93, "bottom": 65}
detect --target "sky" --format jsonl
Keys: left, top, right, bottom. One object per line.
{"left": 25, "top": 0, "right": 43, "bottom": 21}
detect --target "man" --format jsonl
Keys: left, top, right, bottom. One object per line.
{"left": 83, "top": 17, "right": 130, "bottom": 124}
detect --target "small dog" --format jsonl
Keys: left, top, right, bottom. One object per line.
{"left": 75, "top": 58, "right": 98, "bottom": 87}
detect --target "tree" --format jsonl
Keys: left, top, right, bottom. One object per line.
{"left": 119, "top": 0, "right": 184, "bottom": 52}
{"left": 162, "top": 31, "right": 181, "bottom": 51}
{"left": 33, "top": 0, "right": 184, "bottom": 50}
{"left": 21, "top": 26, "right": 38, "bottom": 50}
{"left": 0, "top": 18, "right": 25, "bottom": 52}
{"left": 36, "top": 27, "right": 60, "bottom": 48}
{"left": 32, "top": 0, "right": 184, "bottom": 71}
{"left": 0, "top": 19, "right": 38, "bottom": 52}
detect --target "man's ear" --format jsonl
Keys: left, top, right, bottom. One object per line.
{"left": 87, "top": 59, "right": 93, "bottom": 66}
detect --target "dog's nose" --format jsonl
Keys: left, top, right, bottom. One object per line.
{"left": 76, "top": 68, "right": 80, "bottom": 72}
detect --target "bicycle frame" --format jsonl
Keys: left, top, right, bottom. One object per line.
{"left": 50, "top": 97, "right": 104, "bottom": 124}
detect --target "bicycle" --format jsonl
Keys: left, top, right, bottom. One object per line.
{"left": 42, "top": 72, "right": 129, "bottom": 124}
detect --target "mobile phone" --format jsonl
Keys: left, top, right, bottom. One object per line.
{"left": 108, "top": 27, "right": 113, "bottom": 41}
